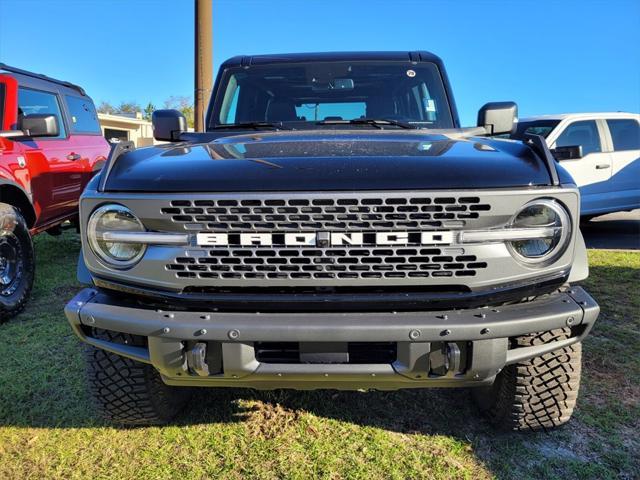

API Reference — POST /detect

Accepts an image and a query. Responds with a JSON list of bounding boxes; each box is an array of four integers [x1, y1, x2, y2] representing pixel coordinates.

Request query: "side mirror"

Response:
[[477, 101, 517, 135], [22, 114, 59, 137], [551, 145, 582, 161], [152, 109, 187, 141]]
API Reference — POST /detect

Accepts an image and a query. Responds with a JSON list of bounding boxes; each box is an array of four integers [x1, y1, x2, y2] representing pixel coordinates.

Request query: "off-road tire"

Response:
[[84, 328, 192, 425], [473, 327, 582, 431], [0, 204, 35, 322]]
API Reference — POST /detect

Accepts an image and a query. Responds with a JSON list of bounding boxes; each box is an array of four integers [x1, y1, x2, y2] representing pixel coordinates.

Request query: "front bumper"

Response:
[[65, 287, 599, 390]]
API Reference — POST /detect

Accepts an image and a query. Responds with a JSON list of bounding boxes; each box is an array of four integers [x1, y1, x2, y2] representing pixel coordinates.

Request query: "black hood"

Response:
[[102, 130, 553, 192]]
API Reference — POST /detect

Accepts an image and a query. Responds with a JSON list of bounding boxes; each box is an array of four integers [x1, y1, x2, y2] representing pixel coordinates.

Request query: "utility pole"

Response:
[[194, 0, 212, 132]]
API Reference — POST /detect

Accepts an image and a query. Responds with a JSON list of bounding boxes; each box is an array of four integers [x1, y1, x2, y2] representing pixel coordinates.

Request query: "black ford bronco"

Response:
[[65, 52, 599, 430]]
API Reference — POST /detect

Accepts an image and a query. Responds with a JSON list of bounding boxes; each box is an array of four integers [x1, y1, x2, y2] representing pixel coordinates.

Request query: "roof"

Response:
[[220, 51, 444, 68], [520, 112, 640, 122], [0, 63, 87, 96]]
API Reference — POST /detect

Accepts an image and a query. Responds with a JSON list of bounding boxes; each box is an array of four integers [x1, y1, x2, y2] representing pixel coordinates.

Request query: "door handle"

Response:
[[595, 164, 610, 170], [66, 153, 81, 161]]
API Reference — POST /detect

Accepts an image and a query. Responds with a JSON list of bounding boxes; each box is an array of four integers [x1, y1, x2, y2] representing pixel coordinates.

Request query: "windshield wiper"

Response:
[[213, 121, 292, 130], [316, 118, 420, 129]]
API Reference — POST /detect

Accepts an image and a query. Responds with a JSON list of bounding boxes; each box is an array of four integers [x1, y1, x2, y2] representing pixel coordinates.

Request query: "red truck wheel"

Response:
[[0, 203, 35, 321]]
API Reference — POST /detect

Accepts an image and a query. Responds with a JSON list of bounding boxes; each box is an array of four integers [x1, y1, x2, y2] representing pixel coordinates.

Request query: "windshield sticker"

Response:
[[406, 69, 416, 77], [425, 99, 436, 112]]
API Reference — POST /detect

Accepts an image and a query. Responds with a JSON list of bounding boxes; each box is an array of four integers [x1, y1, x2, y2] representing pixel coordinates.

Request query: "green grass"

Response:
[[0, 232, 638, 479]]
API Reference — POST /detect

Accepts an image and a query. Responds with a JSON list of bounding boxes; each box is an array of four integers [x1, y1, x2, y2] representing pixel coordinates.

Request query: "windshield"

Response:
[[209, 61, 454, 130], [513, 120, 560, 139]]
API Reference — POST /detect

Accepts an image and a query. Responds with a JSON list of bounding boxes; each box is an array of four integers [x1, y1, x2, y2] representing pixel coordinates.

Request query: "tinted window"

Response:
[[607, 119, 640, 151], [18, 87, 66, 139], [65, 95, 101, 134], [213, 61, 454, 129], [513, 120, 559, 139], [556, 120, 601, 156]]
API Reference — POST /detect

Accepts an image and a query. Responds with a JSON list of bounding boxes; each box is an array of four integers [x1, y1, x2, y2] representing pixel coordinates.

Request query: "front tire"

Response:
[[0, 203, 35, 322], [473, 328, 582, 431], [84, 328, 192, 425]]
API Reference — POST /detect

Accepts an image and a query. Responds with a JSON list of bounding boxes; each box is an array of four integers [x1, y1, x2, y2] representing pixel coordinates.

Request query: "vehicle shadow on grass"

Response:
[[174, 386, 548, 477], [181, 387, 488, 437]]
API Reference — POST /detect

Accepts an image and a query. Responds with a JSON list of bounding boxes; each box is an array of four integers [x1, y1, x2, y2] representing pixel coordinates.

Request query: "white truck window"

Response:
[[556, 120, 601, 156], [606, 119, 640, 151]]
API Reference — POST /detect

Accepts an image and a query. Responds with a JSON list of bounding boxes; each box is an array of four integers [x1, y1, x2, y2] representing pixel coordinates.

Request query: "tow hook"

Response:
[[443, 342, 461, 373], [429, 342, 462, 376], [186, 342, 210, 376]]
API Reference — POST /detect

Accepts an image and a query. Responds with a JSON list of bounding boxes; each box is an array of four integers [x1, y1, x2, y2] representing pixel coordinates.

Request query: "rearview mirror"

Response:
[[477, 101, 517, 135], [22, 114, 59, 137], [311, 78, 355, 92], [551, 145, 583, 161], [152, 109, 187, 141]]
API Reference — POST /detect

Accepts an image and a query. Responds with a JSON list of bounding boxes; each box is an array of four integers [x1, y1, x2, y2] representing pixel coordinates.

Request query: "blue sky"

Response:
[[1, 0, 638, 125]]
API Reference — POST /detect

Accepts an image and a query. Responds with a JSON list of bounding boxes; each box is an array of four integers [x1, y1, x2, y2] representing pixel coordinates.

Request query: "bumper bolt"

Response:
[[566, 316, 575, 326], [409, 329, 421, 340], [440, 329, 451, 337], [480, 328, 490, 335], [162, 327, 171, 334], [438, 314, 449, 320], [475, 313, 487, 319], [197, 328, 207, 336], [228, 329, 240, 340]]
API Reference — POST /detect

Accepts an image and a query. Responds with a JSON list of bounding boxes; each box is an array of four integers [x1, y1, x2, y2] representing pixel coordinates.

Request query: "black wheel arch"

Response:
[[0, 180, 37, 228]]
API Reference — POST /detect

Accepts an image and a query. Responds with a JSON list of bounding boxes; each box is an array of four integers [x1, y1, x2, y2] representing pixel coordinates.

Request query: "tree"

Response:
[[164, 96, 194, 128], [116, 101, 142, 114], [97, 101, 116, 114], [143, 102, 156, 121]]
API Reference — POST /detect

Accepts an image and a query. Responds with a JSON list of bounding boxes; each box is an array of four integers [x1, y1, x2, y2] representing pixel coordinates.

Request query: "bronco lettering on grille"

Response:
[[196, 231, 455, 247]]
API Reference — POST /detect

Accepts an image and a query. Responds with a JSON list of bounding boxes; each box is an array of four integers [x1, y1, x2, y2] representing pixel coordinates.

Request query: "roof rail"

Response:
[[0, 63, 86, 96]]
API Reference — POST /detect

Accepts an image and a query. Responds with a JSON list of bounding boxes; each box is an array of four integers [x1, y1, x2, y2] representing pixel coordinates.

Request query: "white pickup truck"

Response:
[[515, 112, 640, 218]]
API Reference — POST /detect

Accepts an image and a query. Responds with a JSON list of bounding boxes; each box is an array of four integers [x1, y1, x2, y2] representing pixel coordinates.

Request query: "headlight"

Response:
[[507, 199, 571, 266], [87, 204, 146, 268]]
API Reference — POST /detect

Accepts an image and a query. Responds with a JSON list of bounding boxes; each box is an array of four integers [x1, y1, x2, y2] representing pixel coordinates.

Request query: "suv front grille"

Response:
[[83, 188, 579, 290], [161, 194, 491, 282]]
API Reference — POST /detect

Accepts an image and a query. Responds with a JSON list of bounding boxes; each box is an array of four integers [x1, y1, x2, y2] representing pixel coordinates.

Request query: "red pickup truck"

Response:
[[0, 64, 110, 319]]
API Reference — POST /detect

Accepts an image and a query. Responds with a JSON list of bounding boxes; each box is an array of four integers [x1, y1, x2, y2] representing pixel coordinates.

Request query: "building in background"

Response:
[[98, 112, 156, 147]]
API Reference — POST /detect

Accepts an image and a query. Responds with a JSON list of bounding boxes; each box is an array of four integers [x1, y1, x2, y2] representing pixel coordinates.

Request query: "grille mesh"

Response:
[[168, 247, 488, 280], [161, 196, 491, 231]]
